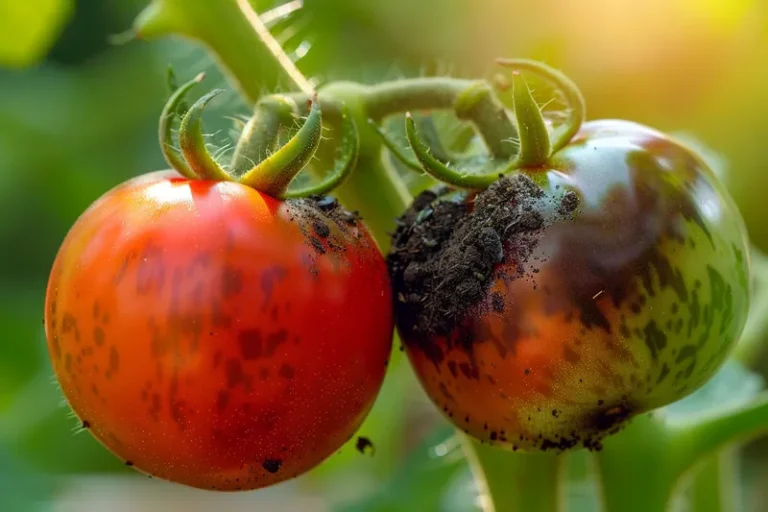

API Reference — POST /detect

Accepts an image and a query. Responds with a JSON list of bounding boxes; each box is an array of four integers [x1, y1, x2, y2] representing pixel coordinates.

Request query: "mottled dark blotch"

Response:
[[279, 364, 295, 380], [222, 267, 244, 298], [109, 346, 120, 374], [238, 329, 263, 360], [92, 325, 106, 348]]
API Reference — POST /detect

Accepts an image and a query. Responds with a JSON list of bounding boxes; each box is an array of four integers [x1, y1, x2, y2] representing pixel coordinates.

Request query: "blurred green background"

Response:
[[2, 0, 768, 510]]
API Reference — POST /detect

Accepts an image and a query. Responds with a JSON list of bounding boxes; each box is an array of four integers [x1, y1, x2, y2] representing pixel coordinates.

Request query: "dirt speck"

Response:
[[262, 458, 282, 473], [355, 436, 375, 456]]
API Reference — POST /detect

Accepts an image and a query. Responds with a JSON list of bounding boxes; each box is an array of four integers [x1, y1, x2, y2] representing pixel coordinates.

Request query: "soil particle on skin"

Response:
[[355, 436, 375, 456], [558, 191, 580, 215], [303, 195, 361, 227], [388, 174, 553, 347], [286, 195, 363, 262]]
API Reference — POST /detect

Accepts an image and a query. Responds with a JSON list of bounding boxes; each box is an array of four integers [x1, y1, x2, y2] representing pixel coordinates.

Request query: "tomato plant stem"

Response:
[[594, 414, 679, 512], [733, 251, 768, 367], [364, 78, 474, 121], [687, 450, 740, 512], [670, 391, 768, 470], [134, 0, 301, 104], [230, 95, 297, 174], [463, 437, 564, 512]]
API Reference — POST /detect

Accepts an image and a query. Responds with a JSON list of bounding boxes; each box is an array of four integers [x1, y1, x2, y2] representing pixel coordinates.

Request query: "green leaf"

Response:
[[662, 360, 765, 424], [0, 447, 58, 512], [0, 289, 48, 411], [0, 0, 74, 68]]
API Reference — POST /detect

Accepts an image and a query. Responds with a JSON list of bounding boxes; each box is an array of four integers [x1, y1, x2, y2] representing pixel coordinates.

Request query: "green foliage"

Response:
[[0, 0, 74, 67]]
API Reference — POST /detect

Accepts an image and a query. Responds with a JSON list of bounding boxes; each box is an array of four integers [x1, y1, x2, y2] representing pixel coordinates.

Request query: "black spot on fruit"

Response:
[[262, 459, 282, 473], [356, 436, 375, 456], [591, 403, 632, 432]]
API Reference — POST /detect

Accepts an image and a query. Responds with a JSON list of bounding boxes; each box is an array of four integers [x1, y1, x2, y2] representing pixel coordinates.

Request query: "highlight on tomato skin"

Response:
[[44, 170, 394, 491], [388, 119, 751, 452]]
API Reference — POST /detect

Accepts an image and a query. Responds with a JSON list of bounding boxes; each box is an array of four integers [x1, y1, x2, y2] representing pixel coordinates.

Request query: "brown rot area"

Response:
[[387, 174, 576, 360]]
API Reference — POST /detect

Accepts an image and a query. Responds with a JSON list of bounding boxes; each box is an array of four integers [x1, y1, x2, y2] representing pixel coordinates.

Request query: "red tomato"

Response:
[[44, 170, 393, 490]]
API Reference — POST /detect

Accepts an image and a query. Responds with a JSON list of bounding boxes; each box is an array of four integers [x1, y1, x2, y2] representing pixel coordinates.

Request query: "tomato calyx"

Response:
[[377, 59, 586, 191], [159, 72, 359, 200]]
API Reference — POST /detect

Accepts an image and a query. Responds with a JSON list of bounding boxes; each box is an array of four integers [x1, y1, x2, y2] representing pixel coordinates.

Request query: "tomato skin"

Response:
[[44, 170, 393, 490], [391, 120, 750, 451]]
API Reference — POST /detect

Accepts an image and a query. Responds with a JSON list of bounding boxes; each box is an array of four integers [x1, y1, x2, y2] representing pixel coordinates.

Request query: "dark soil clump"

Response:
[[300, 195, 361, 228], [285, 195, 364, 261], [387, 174, 552, 350]]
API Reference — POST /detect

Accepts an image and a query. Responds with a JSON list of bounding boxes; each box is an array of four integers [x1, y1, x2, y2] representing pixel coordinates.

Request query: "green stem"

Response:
[[316, 81, 412, 251], [239, 95, 322, 197], [159, 72, 205, 179], [462, 437, 564, 512], [230, 95, 298, 174], [670, 391, 768, 471], [178, 89, 233, 181], [364, 78, 474, 121], [594, 414, 679, 512], [596, 394, 768, 512], [134, 0, 311, 104], [454, 81, 517, 159], [687, 450, 740, 512], [404, 113, 498, 189], [282, 105, 359, 199], [368, 119, 422, 171], [510, 72, 551, 168], [336, 150, 409, 252], [496, 58, 586, 154]]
